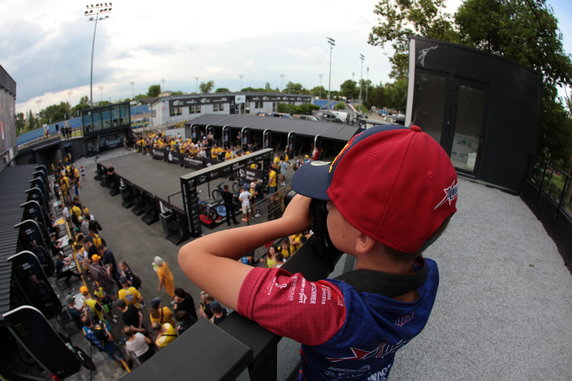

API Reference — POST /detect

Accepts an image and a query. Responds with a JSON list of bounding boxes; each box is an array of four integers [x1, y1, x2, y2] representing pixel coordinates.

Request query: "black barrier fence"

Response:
[[149, 147, 220, 169], [521, 159, 572, 272], [97, 163, 190, 244], [181, 149, 274, 237]]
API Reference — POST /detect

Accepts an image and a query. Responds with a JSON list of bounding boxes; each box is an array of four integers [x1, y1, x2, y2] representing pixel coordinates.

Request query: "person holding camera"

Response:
[[178, 125, 458, 380]]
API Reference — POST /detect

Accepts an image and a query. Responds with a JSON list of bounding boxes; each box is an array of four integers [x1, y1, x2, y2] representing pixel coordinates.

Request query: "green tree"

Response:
[[265, 82, 272, 91], [147, 84, 161, 97], [72, 96, 91, 117], [383, 78, 408, 111], [369, 0, 457, 79], [366, 83, 385, 109], [284, 82, 307, 94], [16, 112, 26, 135], [199, 80, 215, 93], [310, 86, 326, 98], [215, 88, 230, 93], [39, 102, 71, 125], [334, 102, 347, 111], [340, 80, 358, 99]]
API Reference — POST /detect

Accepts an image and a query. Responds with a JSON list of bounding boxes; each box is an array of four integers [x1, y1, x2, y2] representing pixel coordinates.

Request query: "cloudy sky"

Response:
[[1, 0, 571, 114]]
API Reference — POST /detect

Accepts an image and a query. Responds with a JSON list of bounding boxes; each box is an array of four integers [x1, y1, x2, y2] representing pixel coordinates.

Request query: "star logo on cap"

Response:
[[434, 180, 458, 210]]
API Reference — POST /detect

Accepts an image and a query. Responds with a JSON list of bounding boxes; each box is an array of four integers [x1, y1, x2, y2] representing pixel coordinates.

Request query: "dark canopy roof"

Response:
[[187, 114, 359, 142], [0, 165, 36, 324]]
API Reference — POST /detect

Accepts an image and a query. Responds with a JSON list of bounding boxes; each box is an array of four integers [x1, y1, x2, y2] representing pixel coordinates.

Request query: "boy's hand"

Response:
[[280, 194, 312, 233]]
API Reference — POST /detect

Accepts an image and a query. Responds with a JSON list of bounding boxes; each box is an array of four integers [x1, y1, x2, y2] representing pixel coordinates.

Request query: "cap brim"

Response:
[[291, 161, 332, 200]]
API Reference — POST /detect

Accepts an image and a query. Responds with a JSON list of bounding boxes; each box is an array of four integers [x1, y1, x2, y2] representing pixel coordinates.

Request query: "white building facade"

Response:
[[149, 92, 311, 127]]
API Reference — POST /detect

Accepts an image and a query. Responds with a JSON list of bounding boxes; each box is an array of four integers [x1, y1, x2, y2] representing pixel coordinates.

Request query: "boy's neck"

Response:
[[354, 254, 417, 276]]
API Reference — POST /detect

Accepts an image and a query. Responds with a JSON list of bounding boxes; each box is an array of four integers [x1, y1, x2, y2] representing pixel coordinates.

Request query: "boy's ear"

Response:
[[355, 231, 376, 254]]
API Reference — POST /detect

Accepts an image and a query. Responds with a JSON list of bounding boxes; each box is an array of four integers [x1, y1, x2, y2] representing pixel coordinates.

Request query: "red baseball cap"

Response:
[[291, 125, 458, 253]]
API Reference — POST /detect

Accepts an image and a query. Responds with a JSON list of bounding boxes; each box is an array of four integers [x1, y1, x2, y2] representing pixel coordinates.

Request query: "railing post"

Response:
[[248, 344, 277, 381], [539, 160, 548, 194]]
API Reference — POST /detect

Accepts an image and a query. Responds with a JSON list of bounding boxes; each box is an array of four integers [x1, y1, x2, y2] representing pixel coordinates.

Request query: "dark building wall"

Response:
[[408, 37, 541, 192]]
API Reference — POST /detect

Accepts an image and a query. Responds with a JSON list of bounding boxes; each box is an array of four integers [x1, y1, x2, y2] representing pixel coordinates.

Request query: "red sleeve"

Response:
[[238, 267, 346, 346]]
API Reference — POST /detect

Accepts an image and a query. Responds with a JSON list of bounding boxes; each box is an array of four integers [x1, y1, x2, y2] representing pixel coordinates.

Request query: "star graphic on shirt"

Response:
[[326, 347, 376, 362]]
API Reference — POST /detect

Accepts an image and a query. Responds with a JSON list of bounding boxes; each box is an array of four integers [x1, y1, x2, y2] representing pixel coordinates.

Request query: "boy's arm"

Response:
[[178, 195, 311, 311]]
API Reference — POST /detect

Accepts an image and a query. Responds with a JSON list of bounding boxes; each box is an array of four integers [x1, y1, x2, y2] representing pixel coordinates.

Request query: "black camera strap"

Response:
[[335, 264, 427, 298]]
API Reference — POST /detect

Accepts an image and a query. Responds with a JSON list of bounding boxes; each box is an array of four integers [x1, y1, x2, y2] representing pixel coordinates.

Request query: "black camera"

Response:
[[283, 190, 342, 265]]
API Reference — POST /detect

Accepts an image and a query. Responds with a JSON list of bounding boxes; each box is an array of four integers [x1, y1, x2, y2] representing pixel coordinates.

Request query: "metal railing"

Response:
[[522, 158, 572, 273], [527, 159, 572, 218]]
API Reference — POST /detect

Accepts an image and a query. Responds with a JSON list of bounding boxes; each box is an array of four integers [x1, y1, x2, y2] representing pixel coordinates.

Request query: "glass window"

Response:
[[451, 84, 486, 172], [101, 107, 111, 130], [412, 72, 447, 144], [93, 110, 102, 131], [255, 101, 263, 108]]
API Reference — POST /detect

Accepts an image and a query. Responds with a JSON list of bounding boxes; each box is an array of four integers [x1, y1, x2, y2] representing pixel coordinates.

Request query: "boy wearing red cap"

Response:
[[179, 125, 458, 380]]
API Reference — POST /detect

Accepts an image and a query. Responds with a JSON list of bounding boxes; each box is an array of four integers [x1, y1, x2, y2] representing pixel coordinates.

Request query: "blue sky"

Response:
[[0, 0, 570, 114]]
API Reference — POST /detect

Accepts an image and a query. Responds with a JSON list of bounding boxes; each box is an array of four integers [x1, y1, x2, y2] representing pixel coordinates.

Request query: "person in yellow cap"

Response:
[[80, 285, 105, 323]]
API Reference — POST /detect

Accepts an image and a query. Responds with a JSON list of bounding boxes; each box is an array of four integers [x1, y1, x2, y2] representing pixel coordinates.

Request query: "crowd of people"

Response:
[[134, 131, 259, 163], [51, 159, 230, 371]]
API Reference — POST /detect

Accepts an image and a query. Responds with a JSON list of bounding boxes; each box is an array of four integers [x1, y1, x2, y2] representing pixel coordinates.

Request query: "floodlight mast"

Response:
[[359, 54, 365, 105], [85, 3, 112, 107], [327, 37, 335, 107]]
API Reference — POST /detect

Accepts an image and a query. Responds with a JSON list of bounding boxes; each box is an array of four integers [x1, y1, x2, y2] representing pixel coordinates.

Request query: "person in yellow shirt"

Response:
[[153, 322, 177, 349], [268, 166, 277, 194], [80, 285, 105, 323], [280, 240, 295, 259], [118, 277, 144, 309], [149, 297, 175, 327], [153, 256, 175, 297], [71, 204, 82, 219]]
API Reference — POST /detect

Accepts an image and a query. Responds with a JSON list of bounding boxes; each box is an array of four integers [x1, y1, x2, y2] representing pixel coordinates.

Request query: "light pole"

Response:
[[365, 67, 370, 104], [84, 3, 112, 107], [99, 85, 103, 103], [359, 54, 364, 105], [130, 81, 135, 98], [327, 37, 335, 106], [239, 74, 243, 92], [280, 74, 285, 92], [194, 77, 199, 93], [318, 74, 323, 99]]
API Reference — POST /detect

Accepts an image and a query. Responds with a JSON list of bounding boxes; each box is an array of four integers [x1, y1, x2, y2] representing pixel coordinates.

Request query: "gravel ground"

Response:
[[390, 178, 572, 381]]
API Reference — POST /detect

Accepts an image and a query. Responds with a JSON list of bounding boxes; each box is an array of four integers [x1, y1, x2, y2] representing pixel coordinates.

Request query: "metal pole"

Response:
[[327, 37, 335, 108], [328, 45, 332, 104], [89, 12, 99, 107], [365, 67, 369, 104], [319, 74, 323, 99], [358, 54, 364, 105]]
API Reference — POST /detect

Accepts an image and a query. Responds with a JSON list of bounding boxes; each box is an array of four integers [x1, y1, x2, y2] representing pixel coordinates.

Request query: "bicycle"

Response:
[[198, 200, 227, 222], [211, 177, 243, 202]]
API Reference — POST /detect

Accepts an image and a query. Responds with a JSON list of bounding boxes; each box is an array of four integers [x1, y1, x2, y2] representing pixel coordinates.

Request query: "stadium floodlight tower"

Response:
[[327, 37, 335, 107], [84, 3, 112, 107], [359, 54, 365, 104]]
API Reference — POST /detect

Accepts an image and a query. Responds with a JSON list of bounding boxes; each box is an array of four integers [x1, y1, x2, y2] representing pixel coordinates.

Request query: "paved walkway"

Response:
[[67, 148, 571, 380]]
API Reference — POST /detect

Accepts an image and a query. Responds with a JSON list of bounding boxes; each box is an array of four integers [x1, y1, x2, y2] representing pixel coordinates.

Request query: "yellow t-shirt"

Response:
[[156, 323, 177, 348], [118, 287, 142, 309], [84, 298, 104, 322], [268, 170, 277, 187], [149, 306, 175, 327], [71, 205, 82, 218]]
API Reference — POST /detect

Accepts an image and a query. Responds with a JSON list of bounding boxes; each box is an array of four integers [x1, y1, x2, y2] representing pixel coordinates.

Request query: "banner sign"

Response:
[[170, 96, 230, 108], [247, 95, 311, 102], [152, 148, 166, 160]]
